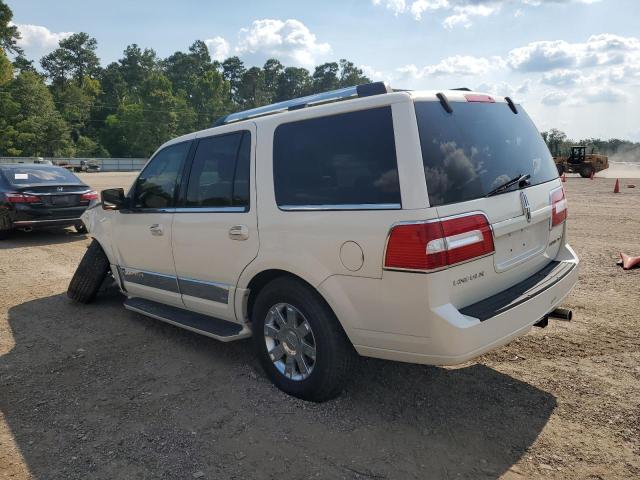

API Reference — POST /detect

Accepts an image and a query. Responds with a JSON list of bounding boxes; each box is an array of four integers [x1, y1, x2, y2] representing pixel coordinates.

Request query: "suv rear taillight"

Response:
[[384, 214, 494, 272], [5, 193, 41, 204], [550, 187, 567, 228]]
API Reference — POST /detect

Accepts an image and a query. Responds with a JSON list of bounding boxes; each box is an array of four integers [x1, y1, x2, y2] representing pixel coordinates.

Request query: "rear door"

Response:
[[171, 126, 259, 322], [414, 98, 562, 305]]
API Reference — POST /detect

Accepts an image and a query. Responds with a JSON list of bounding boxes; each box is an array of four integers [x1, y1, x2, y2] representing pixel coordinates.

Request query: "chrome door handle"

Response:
[[229, 225, 249, 240], [149, 224, 164, 236]]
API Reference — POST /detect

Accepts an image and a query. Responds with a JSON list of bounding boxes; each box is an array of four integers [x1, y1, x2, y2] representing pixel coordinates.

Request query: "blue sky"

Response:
[[8, 0, 640, 141]]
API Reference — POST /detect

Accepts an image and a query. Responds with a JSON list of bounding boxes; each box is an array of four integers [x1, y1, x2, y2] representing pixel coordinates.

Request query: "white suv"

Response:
[[69, 83, 579, 401]]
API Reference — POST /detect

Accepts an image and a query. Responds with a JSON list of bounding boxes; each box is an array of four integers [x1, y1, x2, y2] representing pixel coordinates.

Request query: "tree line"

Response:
[[541, 128, 639, 161], [0, 1, 370, 158], [2, 2, 638, 161]]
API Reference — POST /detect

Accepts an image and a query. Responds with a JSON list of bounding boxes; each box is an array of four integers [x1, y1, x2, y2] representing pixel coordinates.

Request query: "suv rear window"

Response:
[[273, 107, 401, 209], [415, 101, 558, 206]]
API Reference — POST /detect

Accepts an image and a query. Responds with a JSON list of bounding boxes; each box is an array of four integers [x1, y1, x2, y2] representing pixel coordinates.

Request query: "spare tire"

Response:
[[67, 240, 110, 303]]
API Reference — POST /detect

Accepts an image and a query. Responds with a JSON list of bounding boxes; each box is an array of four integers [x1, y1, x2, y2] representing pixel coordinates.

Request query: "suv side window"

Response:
[[185, 131, 250, 210], [133, 141, 191, 209], [273, 106, 401, 209]]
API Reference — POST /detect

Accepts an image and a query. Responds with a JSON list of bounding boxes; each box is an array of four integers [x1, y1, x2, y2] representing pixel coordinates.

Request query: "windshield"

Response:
[[0, 165, 82, 186], [415, 101, 558, 206]]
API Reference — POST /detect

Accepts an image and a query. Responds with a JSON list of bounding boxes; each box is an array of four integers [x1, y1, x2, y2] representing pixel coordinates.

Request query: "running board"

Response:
[[124, 297, 251, 342]]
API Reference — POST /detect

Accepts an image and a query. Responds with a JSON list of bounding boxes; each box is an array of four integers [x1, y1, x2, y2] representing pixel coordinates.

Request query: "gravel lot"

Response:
[[1, 172, 639, 479]]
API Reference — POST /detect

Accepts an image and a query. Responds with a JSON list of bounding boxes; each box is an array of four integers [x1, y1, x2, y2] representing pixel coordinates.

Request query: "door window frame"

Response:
[[124, 140, 195, 214], [175, 129, 252, 213]]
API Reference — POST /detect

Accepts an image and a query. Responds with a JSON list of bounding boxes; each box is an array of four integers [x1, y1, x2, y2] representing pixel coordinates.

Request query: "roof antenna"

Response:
[[436, 92, 453, 114]]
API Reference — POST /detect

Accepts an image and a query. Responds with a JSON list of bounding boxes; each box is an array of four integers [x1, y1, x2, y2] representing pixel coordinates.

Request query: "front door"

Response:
[[112, 140, 191, 307], [172, 127, 259, 322]]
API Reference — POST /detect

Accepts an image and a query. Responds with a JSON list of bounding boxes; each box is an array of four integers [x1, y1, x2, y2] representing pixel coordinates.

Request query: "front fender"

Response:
[[81, 205, 117, 265]]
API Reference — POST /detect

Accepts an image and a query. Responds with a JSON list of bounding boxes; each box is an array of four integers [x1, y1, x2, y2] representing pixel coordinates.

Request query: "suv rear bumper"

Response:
[[319, 243, 579, 365]]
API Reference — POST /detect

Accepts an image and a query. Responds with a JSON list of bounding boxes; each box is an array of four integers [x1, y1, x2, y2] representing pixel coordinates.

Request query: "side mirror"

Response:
[[101, 188, 127, 210]]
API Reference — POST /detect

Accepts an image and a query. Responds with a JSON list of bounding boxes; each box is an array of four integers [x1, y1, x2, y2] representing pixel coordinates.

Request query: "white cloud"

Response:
[[372, 0, 602, 27], [475, 80, 530, 97], [12, 23, 73, 58], [541, 90, 568, 106], [204, 36, 230, 62], [508, 34, 640, 72], [360, 64, 386, 81], [235, 19, 330, 68], [398, 54, 503, 79], [444, 4, 499, 29]]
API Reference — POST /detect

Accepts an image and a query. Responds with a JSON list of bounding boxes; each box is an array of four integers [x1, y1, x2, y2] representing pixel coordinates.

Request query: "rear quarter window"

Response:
[[273, 106, 401, 209]]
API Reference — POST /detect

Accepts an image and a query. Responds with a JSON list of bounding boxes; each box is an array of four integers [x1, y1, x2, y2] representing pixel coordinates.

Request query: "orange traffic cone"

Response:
[[590, 170, 594, 180], [614, 179, 620, 193], [561, 173, 566, 183]]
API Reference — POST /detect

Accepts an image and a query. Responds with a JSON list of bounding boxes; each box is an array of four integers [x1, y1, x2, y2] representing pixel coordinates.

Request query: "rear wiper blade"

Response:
[[486, 173, 531, 197]]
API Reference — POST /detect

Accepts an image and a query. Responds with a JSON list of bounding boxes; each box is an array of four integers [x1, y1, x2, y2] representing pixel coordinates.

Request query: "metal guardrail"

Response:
[[0, 157, 148, 172]]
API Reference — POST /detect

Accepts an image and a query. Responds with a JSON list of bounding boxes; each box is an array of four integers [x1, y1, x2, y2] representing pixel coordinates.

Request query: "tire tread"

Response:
[[67, 240, 110, 303]]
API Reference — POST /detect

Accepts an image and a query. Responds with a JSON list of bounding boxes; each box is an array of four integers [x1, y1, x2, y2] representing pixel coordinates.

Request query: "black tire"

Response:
[[251, 276, 357, 402], [579, 165, 593, 178], [75, 223, 88, 234], [0, 229, 10, 240], [67, 240, 110, 303], [556, 164, 565, 176]]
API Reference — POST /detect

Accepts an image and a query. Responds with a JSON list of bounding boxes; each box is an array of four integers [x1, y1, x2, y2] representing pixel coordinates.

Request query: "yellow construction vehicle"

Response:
[[553, 145, 609, 177]]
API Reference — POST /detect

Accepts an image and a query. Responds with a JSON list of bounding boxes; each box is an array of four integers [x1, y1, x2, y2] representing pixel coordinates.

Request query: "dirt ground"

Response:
[[1, 172, 638, 479]]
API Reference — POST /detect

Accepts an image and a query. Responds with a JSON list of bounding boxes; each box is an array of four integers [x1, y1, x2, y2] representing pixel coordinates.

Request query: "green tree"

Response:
[[312, 62, 339, 93], [222, 56, 246, 103], [4, 71, 71, 156], [275, 66, 311, 102], [12, 54, 37, 75], [237, 66, 267, 108], [263, 58, 284, 103], [0, 0, 22, 54], [338, 59, 371, 87], [41, 32, 100, 87]]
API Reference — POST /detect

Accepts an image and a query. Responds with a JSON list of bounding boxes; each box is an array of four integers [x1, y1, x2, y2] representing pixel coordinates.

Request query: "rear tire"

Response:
[[251, 276, 356, 402], [75, 223, 87, 234], [67, 240, 110, 303], [556, 164, 565, 176], [0, 229, 10, 240]]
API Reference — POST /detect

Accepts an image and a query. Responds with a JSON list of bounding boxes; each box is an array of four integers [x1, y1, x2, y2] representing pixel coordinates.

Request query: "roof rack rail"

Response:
[[212, 81, 392, 127], [450, 87, 471, 91]]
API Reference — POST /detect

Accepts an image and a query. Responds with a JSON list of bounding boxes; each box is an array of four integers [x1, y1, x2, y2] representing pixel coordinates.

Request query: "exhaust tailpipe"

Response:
[[549, 308, 572, 321]]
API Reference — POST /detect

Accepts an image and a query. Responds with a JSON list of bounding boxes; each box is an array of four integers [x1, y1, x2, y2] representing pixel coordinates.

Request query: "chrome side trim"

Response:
[[178, 277, 230, 304], [173, 207, 247, 213], [12, 217, 81, 225], [279, 203, 401, 211], [22, 189, 91, 196], [121, 267, 180, 293]]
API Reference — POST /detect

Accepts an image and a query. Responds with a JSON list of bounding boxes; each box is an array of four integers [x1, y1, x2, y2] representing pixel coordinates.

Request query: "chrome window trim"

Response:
[[173, 206, 247, 213], [279, 203, 401, 212]]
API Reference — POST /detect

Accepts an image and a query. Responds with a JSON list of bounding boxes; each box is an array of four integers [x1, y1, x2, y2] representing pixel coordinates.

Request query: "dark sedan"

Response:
[[0, 164, 98, 239]]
